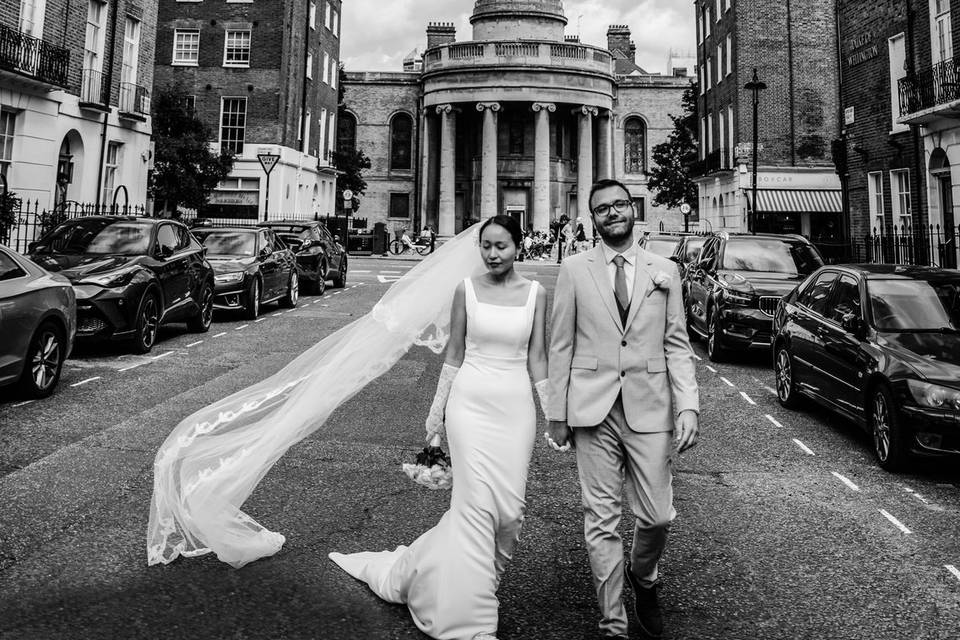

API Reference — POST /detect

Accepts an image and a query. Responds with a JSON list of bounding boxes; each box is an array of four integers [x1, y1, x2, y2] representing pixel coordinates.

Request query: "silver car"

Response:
[[0, 244, 76, 398]]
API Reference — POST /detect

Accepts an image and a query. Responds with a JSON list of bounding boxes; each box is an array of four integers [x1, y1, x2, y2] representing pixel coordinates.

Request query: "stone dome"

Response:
[[470, 0, 568, 42]]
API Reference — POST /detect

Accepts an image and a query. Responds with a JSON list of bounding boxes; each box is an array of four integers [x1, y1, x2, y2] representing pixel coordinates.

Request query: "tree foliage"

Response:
[[332, 64, 371, 212], [0, 188, 19, 245], [149, 85, 234, 216], [647, 83, 699, 212]]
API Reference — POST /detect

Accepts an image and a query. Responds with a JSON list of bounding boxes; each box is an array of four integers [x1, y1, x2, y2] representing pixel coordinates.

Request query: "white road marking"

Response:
[[356, 282, 365, 286], [213, 332, 227, 338], [351, 270, 372, 274], [271, 312, 284, 317], [692, 354, 702, 361], [185, 341, 203, 348], [12, 400, 35, 408], [763, 385, 777, 396], [332, 292, 341, 295], [878, 509, 912, 534], [946, 565, 960, 582], [765, 414, 785, 429], [903, 486, 931, 505], [70, 377, 101, 387], [719, 376, 735, 388], [235, 324, 249, 331], [705, 365, 717, 373], [739, 391, 756, 405], [151, 351, 174, 361], [792, 438, 815, 455], [380, 270, 401, 274], [831, 472, 860, 491], [377, 275, 402, 283], [118, 362, 147, 372], [255, 318, 266, 323]]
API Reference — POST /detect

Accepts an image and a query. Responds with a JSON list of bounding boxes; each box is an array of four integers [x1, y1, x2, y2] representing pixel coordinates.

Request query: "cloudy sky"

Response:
[[341, 0, 695, 75]]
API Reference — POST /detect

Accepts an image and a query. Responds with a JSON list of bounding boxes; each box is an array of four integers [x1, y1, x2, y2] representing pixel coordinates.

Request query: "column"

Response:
[[418, 110, 432, 230], [437, 104, 457, 236], [476, 102, 501, 219], [531, 102, 555, 231], [576, 105, 599, 238], [597, 109, 613, 180]]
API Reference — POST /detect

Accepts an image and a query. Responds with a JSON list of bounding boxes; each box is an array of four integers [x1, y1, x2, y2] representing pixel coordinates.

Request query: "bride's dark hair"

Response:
[[479, 215, 523, 248]]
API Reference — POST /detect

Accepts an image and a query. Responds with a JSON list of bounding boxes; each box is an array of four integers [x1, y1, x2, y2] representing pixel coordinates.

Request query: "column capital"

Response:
[[436, 104, 460, 115], [476, 102, 501, 112], [573, 105, 599, 117], [531, 102, 556, 113]]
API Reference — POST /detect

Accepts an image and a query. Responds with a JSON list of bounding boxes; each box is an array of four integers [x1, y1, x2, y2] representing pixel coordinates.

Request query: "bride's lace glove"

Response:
[[425, 363, 460, 444]]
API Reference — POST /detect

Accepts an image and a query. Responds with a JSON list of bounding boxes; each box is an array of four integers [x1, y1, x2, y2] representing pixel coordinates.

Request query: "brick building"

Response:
[[340, 0, 692, 237], [155, 0, 342, 220], [693, 0, 843, 248], [1, 0, 155, 209]]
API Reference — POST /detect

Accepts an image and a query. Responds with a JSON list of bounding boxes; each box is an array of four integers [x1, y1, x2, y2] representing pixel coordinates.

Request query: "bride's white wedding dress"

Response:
[[329, 277, 539, 640]]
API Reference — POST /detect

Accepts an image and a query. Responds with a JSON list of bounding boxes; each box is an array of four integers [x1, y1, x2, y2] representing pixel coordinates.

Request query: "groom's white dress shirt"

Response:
[[599, 241, 637, 304]]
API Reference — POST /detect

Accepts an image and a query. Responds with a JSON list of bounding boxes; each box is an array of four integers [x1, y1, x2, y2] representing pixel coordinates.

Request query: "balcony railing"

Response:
[[689, 148, 731, 177], [422, 39, 614, 76], [119, 82, 151, 118], [0, 22, 69, 88], [898, 56, 960, 120], [80, 68, 109, 106]]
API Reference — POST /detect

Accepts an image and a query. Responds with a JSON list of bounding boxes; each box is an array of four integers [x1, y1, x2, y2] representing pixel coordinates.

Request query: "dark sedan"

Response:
[[28, 216, 214, 353], [192, 227, 298, 319], [639, 233, 684, 259], [773, 265, 960, 470], [257, 219, 347, 294], [0, 244, 76, 398], [686, 232, 824, 361]]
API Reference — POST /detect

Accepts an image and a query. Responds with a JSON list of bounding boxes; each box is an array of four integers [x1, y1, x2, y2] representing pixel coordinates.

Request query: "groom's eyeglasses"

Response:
[[592, 200, 633, 217]]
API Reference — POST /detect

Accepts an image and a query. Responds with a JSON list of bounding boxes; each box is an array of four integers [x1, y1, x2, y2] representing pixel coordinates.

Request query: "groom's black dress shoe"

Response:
[[624, 561, 663, 640]]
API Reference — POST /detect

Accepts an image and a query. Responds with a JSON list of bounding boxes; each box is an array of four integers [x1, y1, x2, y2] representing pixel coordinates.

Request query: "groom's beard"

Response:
[[596, 218, 633, 245]]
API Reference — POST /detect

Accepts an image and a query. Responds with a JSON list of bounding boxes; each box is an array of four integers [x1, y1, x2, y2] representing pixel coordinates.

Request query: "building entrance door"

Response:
[[938, 175, 957, 268]]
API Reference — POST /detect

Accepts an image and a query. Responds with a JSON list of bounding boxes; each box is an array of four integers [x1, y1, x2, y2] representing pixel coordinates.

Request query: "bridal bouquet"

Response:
[[401, 444, 453, 490]]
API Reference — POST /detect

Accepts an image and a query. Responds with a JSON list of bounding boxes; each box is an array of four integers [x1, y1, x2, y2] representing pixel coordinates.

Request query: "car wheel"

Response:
[[187, 280, 214, 333], [331, 259, 347, 288], [16, 321, 66, 398], [132, 292, 160, 354], [774, 344, 802, 409], [314, 262, 327, 296], [707, 308, 725, 362], [684, 297, 697, 341], [243, 278, 261, 320], [281, 270, 299, 308], [870, 384, 907, 472]]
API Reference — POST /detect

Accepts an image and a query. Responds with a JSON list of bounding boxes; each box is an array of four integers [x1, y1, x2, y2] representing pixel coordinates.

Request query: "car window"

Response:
[[0, 251, 27, 281], [196, 231, 256, 256], [258, 230, 272, 254], [698, 238, 719, 269], [312, 227, 323, 241], [722, 239, 823, 274], [156, 224, 179, 253], [36, 219, 152, 255], [798, 271, 839, 317], [682, 237, 706, 263], [828, 275, 862, 323], [868, 278, 960, 331], [644, 239, 679, 258], [174, 225, 192, 250]]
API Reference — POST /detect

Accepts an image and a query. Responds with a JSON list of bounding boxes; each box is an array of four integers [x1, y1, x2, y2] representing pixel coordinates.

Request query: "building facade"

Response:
[[340, 0, 692, 237], [154, 0, 342, 220], [1, 0, 155, 209], [693, 0, 843, 249]]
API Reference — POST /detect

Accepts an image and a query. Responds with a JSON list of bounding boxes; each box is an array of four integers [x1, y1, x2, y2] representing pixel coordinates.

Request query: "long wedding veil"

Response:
[[147, 222, 486, 569]]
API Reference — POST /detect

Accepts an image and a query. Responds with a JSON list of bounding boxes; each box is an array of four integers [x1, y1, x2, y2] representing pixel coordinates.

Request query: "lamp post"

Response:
[[744, 68, 766, 234]]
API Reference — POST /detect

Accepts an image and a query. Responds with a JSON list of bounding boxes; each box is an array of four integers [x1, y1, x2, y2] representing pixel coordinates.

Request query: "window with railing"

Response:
[[84, 0, 106, 73], [932, 0, 953, 64], [868, 171, 885, 227], [173, 29, 199, 65], [19, 0, 45, 38], [890, 169, 911, 226], [121, 17, 140, 86], [0, 109, 15, 179], [101, 141, 121, 206], [220, 97, 247, 155], [223, 30, 251, 68]]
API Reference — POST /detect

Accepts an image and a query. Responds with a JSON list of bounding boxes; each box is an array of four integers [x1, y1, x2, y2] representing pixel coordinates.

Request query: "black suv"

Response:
[[29, 216, 215, 353], [685, 232, 824, 361], [257, 220, 347, 294]]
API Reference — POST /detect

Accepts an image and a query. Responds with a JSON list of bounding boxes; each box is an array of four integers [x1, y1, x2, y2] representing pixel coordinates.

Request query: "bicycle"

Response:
[[388, 238, 431, 255]]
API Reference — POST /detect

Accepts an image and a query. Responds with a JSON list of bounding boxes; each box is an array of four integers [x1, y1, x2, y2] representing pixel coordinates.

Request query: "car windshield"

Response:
[[644, 239, 679, 257], [279, 232, 309, 246], [867, 278, 960, 331], [36, 219, 152, 255], [722, 239, 823, 275], [682, 238, 706, 263], [196, 231, 256, 256]]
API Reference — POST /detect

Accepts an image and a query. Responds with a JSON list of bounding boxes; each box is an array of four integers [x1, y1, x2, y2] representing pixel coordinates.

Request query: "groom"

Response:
[[547, 178, 699, 640]]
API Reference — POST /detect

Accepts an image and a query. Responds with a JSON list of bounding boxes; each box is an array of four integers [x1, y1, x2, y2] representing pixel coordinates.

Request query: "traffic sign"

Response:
[[342, 189, 353, 201], [679, 203, 691, 215], [257, 153, 280, 175]]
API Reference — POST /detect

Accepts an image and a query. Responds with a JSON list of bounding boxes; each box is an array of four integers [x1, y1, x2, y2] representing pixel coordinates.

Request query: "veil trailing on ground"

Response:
[[147, 222, 487, 569]]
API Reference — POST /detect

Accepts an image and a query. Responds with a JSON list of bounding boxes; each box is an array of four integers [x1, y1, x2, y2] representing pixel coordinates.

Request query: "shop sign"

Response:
[[208, 190, 259, 206]]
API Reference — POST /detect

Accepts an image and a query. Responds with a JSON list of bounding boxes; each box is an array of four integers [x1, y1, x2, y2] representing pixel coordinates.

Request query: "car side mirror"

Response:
[[669, 255, 680, 263], [841, 313, 865, 338], [27, 241, 38, 254]]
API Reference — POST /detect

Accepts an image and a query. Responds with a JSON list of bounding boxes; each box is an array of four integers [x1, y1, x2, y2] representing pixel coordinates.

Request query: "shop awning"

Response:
[[752, 189, 842, 214]]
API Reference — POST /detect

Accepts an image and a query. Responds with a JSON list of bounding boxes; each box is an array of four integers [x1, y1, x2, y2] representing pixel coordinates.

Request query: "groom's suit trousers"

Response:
[[573, 394, 675, 639]]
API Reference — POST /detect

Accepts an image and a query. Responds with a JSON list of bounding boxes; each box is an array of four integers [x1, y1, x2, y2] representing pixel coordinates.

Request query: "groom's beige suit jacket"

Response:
[[548, 245, 699, 432]]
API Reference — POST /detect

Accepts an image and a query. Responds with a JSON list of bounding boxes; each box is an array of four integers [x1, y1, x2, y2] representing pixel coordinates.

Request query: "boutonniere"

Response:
[[647, 271, 672, 297]]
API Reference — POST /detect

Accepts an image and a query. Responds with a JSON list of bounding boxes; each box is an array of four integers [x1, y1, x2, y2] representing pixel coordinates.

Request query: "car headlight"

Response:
[[722, 288, 754, 306], [77, 267, 139, 288], [215, 271, 245, 284], [906, 380, 960, 411]]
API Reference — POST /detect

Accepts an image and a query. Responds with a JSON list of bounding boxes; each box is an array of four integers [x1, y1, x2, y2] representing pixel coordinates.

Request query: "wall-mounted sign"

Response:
[[845, 32, 879, 66], [844, 106, 855, 125]]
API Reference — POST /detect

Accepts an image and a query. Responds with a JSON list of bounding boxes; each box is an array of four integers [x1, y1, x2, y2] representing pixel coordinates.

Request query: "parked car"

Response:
[[772, 265, 960, 471], [0, 244, 76, 398], [28, 216, 214, 353], [257, 219, 347, 294], [671, 234, 709, 319], [686, 232, 824, 361], [192, 226, 299, 319], [638, 233, 684, 259]]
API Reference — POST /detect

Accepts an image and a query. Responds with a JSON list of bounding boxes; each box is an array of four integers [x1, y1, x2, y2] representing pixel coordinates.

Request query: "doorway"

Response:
[[938, 174, 957, 268]]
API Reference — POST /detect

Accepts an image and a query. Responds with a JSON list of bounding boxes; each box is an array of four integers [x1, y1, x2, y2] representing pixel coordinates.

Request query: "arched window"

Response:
[[390, 112, 413, 170], [624, 117, 646, 174], [337, 111, 356, 155]]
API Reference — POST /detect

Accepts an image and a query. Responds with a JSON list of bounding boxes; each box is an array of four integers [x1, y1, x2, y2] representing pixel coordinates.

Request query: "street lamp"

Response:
[[744, 68, 766, 234]]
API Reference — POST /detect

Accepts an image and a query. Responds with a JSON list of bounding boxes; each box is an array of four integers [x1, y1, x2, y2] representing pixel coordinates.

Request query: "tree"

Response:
[[0, 188, 19, 245], [332, 64, 371, 212], [149, 85, 234, 216], [647, 83, 699, 213]]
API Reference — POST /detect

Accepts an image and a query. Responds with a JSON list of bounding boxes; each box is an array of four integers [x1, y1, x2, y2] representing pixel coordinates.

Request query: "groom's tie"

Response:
[[613, 254, 629, 326]]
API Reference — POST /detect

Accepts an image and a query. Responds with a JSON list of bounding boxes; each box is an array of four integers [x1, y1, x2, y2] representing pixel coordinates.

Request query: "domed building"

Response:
[[340, 0, 692, 237]]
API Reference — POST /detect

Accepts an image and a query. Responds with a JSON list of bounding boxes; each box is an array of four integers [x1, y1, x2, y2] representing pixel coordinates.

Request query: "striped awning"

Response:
[[752, 189, 842, 214]]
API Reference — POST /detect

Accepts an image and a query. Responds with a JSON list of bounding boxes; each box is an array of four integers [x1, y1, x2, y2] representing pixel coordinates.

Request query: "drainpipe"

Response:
[[835, 0, 850, 250], [95, 0, 120, 210], [905, 1, 926, 233], [786, 0, 796, 166]]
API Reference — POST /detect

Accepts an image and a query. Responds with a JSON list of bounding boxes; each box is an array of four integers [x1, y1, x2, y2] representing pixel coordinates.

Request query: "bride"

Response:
[[329, 214, 548, 640]]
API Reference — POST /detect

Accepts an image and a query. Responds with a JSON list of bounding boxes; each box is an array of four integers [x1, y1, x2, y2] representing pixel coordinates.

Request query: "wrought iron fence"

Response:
[[119, 82, 151, 116], [850, 224, 960, 269], [898, 56, 960, 116], [1, 200, 147, 254], [0, 23, 69, 88], [80, 68, 109, 105]]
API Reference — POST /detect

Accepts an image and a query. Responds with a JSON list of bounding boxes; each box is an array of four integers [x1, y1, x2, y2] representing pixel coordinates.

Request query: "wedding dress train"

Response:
[[329, 278, 539, 640]]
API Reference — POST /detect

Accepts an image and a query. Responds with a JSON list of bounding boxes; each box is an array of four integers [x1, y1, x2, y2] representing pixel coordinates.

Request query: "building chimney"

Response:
[[606, 24, 633, 61], [426, 22, 456, 49]]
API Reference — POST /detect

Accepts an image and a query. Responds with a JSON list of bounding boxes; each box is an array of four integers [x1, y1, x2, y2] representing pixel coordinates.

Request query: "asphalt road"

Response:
[[0, 256, 958, 640]]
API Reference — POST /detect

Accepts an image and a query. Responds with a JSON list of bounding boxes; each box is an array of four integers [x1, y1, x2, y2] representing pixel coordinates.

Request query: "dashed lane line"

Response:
[[792, 438, 815, 456], [255, 318, 266, 323], [186, 341, 203, 348], [351, 270, 372, 274], [118, 362, 147, 372], [151, 351, 174, 361], [380, 270, 402, 274], [70, 377, 101, 388], [12, 400, 35, 408], [235, 324, 249, 331], [763, 385, 777, 396], [878, 509, 912, 534], [903, 486, 931, 505], [739, 391, 757, 405], [692, 354, 702, 361], [831, 472, 860, 491], [765, 414, 786, 429], [946, 565, 960, 582], [270, 312, 284, 317], [719, 376, 735, 388], [213, 332, 227, 338], [705, 365, 717, 373]]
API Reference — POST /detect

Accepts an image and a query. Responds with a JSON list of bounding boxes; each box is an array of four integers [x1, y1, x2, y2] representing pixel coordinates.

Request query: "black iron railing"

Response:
[[688, 147, 731, 177], [119, 82, 151, 116], [899, 56, 960, 116], [851, 223, 960, 269], [0, 23, 69, 88], [80, 68, 109, 105]]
